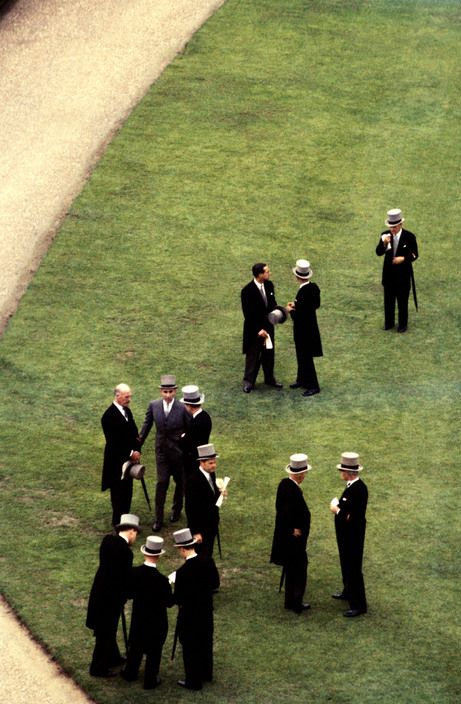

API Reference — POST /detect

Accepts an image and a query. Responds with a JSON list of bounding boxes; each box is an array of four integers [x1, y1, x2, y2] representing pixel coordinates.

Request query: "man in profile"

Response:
[[101, 383, 141, 527]]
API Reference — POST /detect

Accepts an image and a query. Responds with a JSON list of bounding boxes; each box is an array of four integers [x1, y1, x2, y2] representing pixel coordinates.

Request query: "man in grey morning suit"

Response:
[[139, 375, 189, 532]]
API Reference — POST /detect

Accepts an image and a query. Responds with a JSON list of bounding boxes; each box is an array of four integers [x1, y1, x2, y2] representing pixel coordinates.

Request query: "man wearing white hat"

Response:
[[121, 536, 173, 689], [172, 528, 220, 690], [288, 259, 323, 396], [329, 452, 368, 617], [270, 453, 312, 613], [180, 385, 212, 479], [86, 514, 140, 676], [376, 208, 419, 332], [139, 375, 189, 531]]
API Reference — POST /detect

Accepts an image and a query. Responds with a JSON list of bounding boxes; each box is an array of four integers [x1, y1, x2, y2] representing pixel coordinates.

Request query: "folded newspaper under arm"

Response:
[[215, 476, 230, 507]]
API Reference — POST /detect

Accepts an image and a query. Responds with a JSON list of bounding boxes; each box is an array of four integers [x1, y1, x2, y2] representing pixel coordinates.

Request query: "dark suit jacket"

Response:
[[126, 564, 173, 649], [174, 555, 220, 639], [376, 228, 418, 287], [270, 477, 311, 566], [86, 534, 133, 631], [139, 398, 189, 470], [101, 403, 140, 491], [241, 279, 277, 353], [182, 409, 212, 471], [185, 470, 220, 540], [290, 282, 323, 357], [334, 478, 368, 549]]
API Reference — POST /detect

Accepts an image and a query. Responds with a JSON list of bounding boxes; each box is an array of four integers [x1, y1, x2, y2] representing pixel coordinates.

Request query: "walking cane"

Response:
[[411, 268, 418, 311], [279, 566, 286, 593], [121, 606, 129, 656], [140, 476, 152, 511], [171, 619, 179, 661], [216, 527, 222, 559]]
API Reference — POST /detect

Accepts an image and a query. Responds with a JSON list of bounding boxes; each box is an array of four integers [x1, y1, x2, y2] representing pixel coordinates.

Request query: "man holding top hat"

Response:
[[121, 535, 173, 689], [376, 208, 419, 332], [241, 262, 286, 393], [288, 259, 323, 397], [101, 383, 142, 527], [270, 453, 312, 614], [330, 452, 368, 617], [139, 375, 189, 531], [86, 514, 140, 677], [172, 528, 220, 690], [185, 443, 222, 558], [180, 384, 212, 479]]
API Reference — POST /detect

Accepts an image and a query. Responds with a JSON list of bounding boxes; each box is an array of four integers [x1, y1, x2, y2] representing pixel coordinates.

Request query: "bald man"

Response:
[[101, 383, 141, 526]]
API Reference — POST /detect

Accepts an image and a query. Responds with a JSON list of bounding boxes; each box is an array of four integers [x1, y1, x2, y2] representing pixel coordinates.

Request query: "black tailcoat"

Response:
[[185, 470, 220, 557], [376, 228, 418, 329], [241, 279, 278, 385], [86, 533, 133, 675], [101, 403, 140, 525], [334, 478, 368, 612], [123, 563, 173, 687], [270, 477, 311, 610], [174, 555, 220, 689], [182, 409, 212, 477]]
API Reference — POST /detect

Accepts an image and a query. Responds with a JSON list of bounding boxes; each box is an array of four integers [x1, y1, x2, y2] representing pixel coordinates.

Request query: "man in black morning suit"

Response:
[[185, 443, 221, 558], [86, 514, 140, 677], [121, 536, 173, 689], [271, 453, 312, 614], [241, 261, 283, 392], [173, 528, 220, 691], [139, 375, 189, 531], [376, 207, 419, 332], [179, 384, 212, 479], [330, 452, 368, 617], [101, 383, 141, 527]]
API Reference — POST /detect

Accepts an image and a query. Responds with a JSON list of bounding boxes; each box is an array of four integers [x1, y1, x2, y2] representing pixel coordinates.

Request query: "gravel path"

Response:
[[0, 0, 224, 699]]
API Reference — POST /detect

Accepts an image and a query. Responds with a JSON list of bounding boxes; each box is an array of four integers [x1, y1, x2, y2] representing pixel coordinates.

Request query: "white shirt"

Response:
[[113, 400, 128, 419]]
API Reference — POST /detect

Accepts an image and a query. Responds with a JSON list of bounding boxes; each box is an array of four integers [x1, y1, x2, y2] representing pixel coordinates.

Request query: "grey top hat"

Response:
[[292, 259, 313, 280], [122, 461, 146, 480], [336, 451, 363, 472], [141, 535, 165, 556], [116, 513, 140, 531], [159, 374, 177, 389], [180, 384, 205, 406], [285, 453, 312, 474], [385, 208, 404, 228], [197, 443, 219, 461], [267, 306, 288, 325], [173, 528, 196, 547]]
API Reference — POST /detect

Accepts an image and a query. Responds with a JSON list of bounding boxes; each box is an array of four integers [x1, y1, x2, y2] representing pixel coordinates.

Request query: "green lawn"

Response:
[[1, 1, 460, 702]]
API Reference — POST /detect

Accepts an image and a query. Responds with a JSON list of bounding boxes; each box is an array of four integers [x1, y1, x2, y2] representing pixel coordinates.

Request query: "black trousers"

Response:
[[295, 347, 319, 390], [243, 340, 275, 386], [284, 551, 308, 611], [110, 478, 133, 527], [123, 640, 164, 688], [89, 621, 122, 675], [180, 629, 213, 690], [383, 281, 411, 329], [336, 532, 367, 613], [155, 462, 184, 523]]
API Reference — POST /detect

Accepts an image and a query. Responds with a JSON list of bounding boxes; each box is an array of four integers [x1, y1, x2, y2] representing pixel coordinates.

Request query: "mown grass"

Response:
[[1, 1, 460, 702]]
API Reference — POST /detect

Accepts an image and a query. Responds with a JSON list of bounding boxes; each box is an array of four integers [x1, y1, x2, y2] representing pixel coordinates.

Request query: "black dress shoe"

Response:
[[144, 676, 161, 689], [397, 326, 407, 333], [90, 669, 118, 678], [243, 383, 253, 393], [343, 609, 365, 617], [332, 592, 348, 600], [120, 670, 137, 682], [289, 382, 303, 389], [170, 511, 181, 522], [383, 325, 394, 330], [302, 388, 320, 397], [177, 680, 202, 690], [266, 380, 283, 388], [152, 521, 162, 532]]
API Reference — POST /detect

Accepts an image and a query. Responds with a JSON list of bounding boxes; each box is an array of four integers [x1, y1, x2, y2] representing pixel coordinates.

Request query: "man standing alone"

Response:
[[330, 452, 368, 617], [376, 208, 418, 332], [241, 262, 283, 393], [139, 375, 189, 531], [101, 384, 141, 527]]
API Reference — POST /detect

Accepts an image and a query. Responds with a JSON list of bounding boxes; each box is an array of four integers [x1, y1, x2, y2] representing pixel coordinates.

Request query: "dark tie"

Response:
[[260, 284, 267, 306]]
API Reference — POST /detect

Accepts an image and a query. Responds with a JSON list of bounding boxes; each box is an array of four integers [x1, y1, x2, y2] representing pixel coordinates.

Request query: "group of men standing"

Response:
[[271, 451, 368, 619], [86, 516, 219, 691]]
